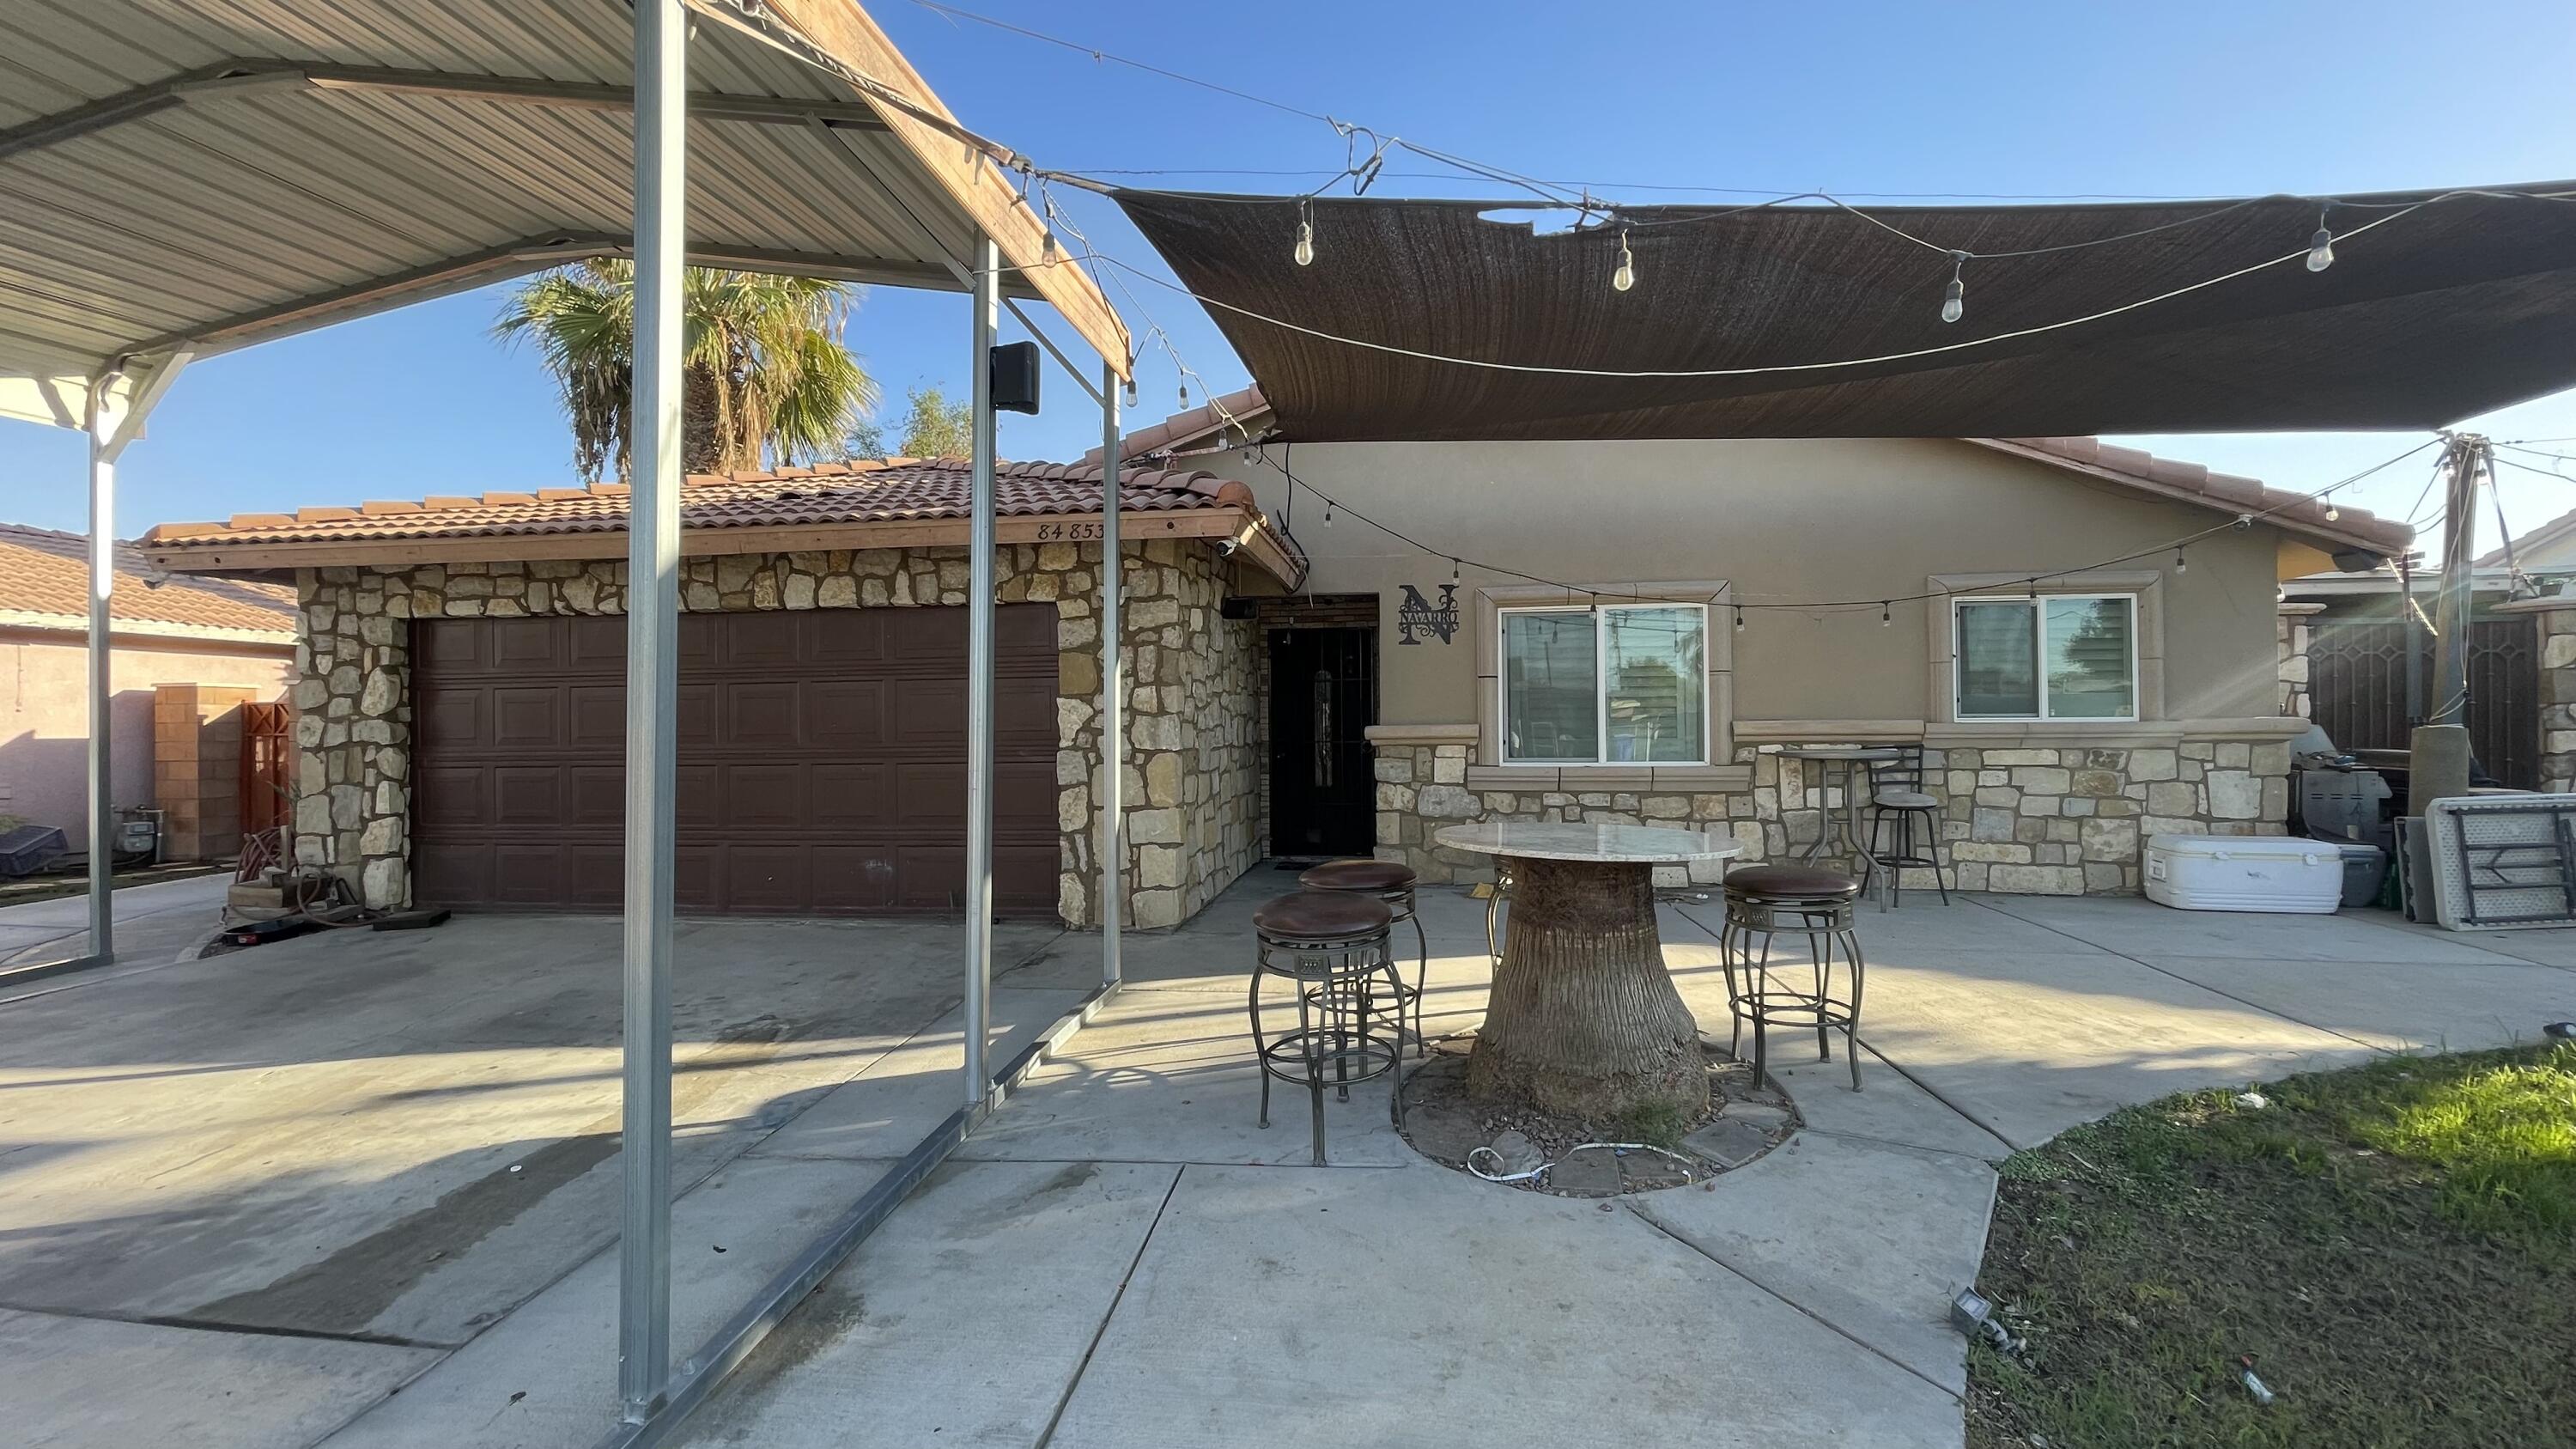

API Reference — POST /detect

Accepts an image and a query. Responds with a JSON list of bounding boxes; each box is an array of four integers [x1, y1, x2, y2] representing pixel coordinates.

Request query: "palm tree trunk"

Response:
[[682, 363, 726, 474], [1464, 856, 1710, 1120]]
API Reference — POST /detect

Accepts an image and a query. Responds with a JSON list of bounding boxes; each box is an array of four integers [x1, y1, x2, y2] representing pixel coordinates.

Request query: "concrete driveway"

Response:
[[0, 869, 232, 971], [0, 907, 1083, 1449]]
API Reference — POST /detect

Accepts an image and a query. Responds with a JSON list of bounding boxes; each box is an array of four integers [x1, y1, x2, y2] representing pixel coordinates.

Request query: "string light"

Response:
[[1451, 557, 1462, 581], [1941, 252, 1966, 324], [2174, 547, 2188, 573], [1735, 604, 1746, 631], [1611, 228, 1636, 293], [1293, 198, 1315, 267], [2306, 209, 2336, 272], [1880, 600, 1892, 626], [2324, 498, 2341, 521]]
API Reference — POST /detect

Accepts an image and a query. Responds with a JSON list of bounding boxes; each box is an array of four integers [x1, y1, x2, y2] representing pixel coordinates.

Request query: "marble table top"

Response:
[[1774, 745, 1905, 762], [1433, 821, 1745, 864]]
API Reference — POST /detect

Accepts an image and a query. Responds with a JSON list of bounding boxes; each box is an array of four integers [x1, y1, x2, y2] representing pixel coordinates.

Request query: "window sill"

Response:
[[1466, 764, 1753, 793]]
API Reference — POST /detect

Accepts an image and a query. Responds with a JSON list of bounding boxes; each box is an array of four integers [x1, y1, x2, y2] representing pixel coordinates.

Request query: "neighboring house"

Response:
[[0, 523, 296, 858], [142, 413, 2410, 925], [2281, 505, 2576, 788]]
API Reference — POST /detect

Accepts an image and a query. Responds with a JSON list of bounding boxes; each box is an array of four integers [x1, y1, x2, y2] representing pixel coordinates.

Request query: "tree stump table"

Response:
[[1435, 822, 1741, 1121]]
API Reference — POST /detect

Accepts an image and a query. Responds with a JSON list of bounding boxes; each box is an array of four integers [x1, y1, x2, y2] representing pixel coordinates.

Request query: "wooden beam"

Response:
[[708, 0, 1133, 374]]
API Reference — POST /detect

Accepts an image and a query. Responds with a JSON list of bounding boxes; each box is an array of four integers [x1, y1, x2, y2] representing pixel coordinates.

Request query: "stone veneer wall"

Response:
[[2277, 602, 2324, 721], [1374, 734, 2293, 895], [292, 539, 1261, 922], [2504, 596, 2576, 794]]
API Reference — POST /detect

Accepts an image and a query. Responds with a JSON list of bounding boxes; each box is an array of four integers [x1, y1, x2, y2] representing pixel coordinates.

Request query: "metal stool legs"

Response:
[[1864, 806, 1952, 907], [1719, 894, 1868, 1091], [1249, 919, 1405, 1165]]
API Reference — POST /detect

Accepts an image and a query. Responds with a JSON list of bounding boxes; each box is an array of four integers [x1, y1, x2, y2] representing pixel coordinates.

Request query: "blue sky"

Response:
[[6, 0, 2573, 552]]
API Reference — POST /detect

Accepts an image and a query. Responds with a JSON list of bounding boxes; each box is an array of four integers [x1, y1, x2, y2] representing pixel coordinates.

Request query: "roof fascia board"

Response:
[[1965, 437, 2404, 557]]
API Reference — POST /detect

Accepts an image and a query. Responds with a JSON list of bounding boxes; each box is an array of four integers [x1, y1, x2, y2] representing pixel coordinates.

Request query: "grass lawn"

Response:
[[1966, 1042, 2576, 1449]]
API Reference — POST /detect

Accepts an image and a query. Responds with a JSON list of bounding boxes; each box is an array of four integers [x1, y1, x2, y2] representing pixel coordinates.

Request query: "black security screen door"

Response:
[[1270, 627, 1378, 858]]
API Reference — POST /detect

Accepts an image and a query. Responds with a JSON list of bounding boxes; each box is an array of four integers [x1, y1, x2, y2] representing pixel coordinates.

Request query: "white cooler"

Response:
[[2143, 833, 2343, 914]]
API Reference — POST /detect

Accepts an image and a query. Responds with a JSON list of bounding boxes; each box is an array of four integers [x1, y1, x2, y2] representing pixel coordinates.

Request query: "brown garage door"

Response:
[[411, 607, 1058, 915]]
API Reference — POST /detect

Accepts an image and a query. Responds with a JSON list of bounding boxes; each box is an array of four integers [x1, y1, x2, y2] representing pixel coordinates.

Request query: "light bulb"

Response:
[[1322, 504, 1334, 527], [1450, 557, 1461, 582], [1179, 382, 1189, 408], [1735, 605, 1746, 632], [1941, 252, 1966, 324], [2325, 501, 2341, 522], [1294, 220, 1315, 268], [1612, 228, 1635, 293], [2175, 549, 2188, 574], [2306, 224, 2334, 273], [1881, 601, 1892, 627]]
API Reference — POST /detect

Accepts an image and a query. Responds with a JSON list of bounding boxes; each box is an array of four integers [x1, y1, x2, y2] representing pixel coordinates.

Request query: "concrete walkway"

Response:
[[664, 874, 2576, 1449], [0, 869, 231, 971]]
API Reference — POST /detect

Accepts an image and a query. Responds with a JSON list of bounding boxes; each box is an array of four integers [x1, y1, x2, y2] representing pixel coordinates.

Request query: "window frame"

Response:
[[1498, 601, 1712, 765], [1950, 591, 2141, 723]]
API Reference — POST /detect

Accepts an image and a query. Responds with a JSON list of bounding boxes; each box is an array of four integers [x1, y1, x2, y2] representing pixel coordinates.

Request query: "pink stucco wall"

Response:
[[0, 627, 294, 854]]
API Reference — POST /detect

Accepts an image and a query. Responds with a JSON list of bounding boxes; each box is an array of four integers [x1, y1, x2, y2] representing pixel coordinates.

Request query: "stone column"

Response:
[[293, 567, 411, 909], [2497, 594, 2576, 793], [2277, 601, 2324, 721]]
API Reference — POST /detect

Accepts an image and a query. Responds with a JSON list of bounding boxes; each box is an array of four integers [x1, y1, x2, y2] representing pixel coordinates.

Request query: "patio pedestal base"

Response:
[[1464, 855, 1709, 1121]]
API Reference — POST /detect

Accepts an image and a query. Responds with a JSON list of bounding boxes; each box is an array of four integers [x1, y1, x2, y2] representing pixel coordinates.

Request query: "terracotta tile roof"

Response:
[[0, 523, 295, 640], [143, 457, 1261, 551]]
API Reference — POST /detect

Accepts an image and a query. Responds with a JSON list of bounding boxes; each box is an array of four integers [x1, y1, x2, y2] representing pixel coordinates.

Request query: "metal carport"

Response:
[[0, 1, 1136, 1440]]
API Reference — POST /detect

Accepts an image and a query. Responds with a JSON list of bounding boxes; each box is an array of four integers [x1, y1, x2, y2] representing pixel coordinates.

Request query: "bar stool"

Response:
[[1249, 891, 1406, 1165], [1861, 744, 1951, 907], [1297, 859, 1431, 1056], [1716, 864, 1868, 1091]]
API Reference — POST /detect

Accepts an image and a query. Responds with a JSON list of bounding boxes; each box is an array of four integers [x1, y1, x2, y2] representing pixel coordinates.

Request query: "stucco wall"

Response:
[[292, 541, 1261, 922], [1236, 437, 2285, 726], [0, 627, 292, 852], [1237, 437, 2300, 894]]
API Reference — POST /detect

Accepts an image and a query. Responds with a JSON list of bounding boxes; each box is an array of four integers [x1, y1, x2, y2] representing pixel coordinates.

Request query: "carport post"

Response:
[[1099, 364, 1123, 987], [617, 0, 683, 1420], [963, 233, 1000, 1111], [82, 384, 117, 963]]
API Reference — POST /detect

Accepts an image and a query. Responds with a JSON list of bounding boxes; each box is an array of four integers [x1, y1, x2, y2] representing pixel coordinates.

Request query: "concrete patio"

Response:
[[4, 869, 2572, 1448]]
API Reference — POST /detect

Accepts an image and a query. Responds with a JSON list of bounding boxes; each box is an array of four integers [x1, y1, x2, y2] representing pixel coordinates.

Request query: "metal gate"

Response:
[[239, 699, 294, 848], [2306, 616, 2540, 788]]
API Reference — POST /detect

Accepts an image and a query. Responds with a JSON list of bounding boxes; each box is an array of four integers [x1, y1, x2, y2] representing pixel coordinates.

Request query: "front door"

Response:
[[1268, 626, 1378, 859]]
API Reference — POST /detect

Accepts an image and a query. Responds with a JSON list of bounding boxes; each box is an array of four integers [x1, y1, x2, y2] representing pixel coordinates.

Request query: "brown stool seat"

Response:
[[1253, 890, 1394, 940], [1724, 864, 1863, 900], [1297, 859, 1419, 893]]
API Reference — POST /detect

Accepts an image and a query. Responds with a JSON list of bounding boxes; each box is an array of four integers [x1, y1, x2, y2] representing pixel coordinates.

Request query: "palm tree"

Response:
[[495, 260, 879, 480]]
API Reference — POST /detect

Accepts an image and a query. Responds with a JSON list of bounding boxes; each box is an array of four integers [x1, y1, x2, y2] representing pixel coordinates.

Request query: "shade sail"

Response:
[[0, 0, 1128, 429], [1115, 186, 2576, 440]]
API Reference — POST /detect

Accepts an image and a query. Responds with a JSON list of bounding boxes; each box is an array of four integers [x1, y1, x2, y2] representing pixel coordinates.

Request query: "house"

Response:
[[1, 523, 296, 860], [140, 414, 2409, 923]]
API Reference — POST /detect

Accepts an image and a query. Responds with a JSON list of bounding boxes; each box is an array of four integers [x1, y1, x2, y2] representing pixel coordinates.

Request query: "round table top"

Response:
[[1433, 821, 1745, 864], [1774, 745, 1905, 762]]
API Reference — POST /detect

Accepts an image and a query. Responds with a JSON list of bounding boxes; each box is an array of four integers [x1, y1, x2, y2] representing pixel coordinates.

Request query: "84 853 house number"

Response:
[[1032, 521, 1106, 542]]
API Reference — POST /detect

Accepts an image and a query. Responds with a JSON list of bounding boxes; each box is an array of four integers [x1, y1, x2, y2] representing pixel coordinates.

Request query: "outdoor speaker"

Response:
[[991, 340, 1040, 414]]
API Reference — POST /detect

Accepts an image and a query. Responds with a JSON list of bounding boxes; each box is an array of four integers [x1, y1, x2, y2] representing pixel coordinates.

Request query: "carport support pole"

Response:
[[617, 0, 683, 1420], [964, 233, 1000, 1111], [82, 384, 116, 963], [1099, 363, 1123, 988]]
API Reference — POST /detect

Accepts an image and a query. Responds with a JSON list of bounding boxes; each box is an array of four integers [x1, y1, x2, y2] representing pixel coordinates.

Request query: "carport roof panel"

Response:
[[0, 0, 1128, 407]]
